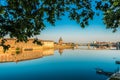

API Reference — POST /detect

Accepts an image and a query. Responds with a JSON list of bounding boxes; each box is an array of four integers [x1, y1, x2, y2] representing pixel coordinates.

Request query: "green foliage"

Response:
[[0, 39, 10, 52], [0, 0, 94, 49], [33, 38, 42, 45], [0, 0, 120, 50], [96, 0, 120, 32], [0, 0, 94, 39]]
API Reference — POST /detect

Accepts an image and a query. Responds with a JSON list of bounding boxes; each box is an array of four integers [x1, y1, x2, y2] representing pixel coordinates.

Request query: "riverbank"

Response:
[[54, 45, 75, 50]]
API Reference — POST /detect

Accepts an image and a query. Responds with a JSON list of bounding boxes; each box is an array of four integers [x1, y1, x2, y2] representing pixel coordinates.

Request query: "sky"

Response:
[[0, 0, 120, 43], [37, 1, 120, 43], [38, 13, 120, 43]]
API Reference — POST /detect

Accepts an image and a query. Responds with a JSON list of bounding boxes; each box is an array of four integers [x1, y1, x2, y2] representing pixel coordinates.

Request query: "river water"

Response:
[[0, 49, 120, 80]]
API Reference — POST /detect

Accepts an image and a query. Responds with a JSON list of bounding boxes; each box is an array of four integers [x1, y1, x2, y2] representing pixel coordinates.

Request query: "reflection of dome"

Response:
[[59, 48, 63, 55]]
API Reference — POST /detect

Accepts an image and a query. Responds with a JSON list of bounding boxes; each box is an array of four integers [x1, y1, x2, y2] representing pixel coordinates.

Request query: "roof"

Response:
[[1, 38, 54, 42], [40, 40, 54, 42]]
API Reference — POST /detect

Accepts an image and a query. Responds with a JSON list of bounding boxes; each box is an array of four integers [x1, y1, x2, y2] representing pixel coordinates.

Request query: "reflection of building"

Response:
[[0, 49, 54, 63], [42, 49, 54, 56], [59, 48, 64, 55], [59, 37, 63, 45]]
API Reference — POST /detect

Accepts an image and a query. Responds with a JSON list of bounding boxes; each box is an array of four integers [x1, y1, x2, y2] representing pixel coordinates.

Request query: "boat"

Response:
[[96, 68, 103, 73], [115, 61, 120, 64], [95, 68, 113, 76]]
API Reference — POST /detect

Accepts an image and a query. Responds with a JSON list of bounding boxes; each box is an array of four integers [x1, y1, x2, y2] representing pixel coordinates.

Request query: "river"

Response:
[[0, 49, 120, 80]]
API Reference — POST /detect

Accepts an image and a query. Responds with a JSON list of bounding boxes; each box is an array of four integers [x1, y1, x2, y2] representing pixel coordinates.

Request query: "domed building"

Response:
[[59, 37, 63, 45]]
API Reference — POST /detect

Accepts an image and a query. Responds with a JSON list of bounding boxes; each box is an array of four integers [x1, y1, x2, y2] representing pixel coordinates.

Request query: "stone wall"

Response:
[[0, 38, 54, 53]]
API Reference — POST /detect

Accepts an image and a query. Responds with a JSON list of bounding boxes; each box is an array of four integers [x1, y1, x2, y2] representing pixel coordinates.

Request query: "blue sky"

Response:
[[37, 1, 120, 43], [38, 14, 120, 43], [0, 0, 120, 43]]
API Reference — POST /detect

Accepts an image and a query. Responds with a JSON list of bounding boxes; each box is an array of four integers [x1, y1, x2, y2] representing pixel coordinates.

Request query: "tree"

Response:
[[96, 0, 120, 32], [0, 0, 94, 50], [0, 0, 120, 50]]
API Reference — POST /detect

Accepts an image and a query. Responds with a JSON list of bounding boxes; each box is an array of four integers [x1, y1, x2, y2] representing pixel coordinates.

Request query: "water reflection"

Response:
[[93, 46, 116, 50], [58, 48, 64, 55], [78, 46, 116, 50], [0, 49, 54, 63], [0, 49, 120, 80]]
